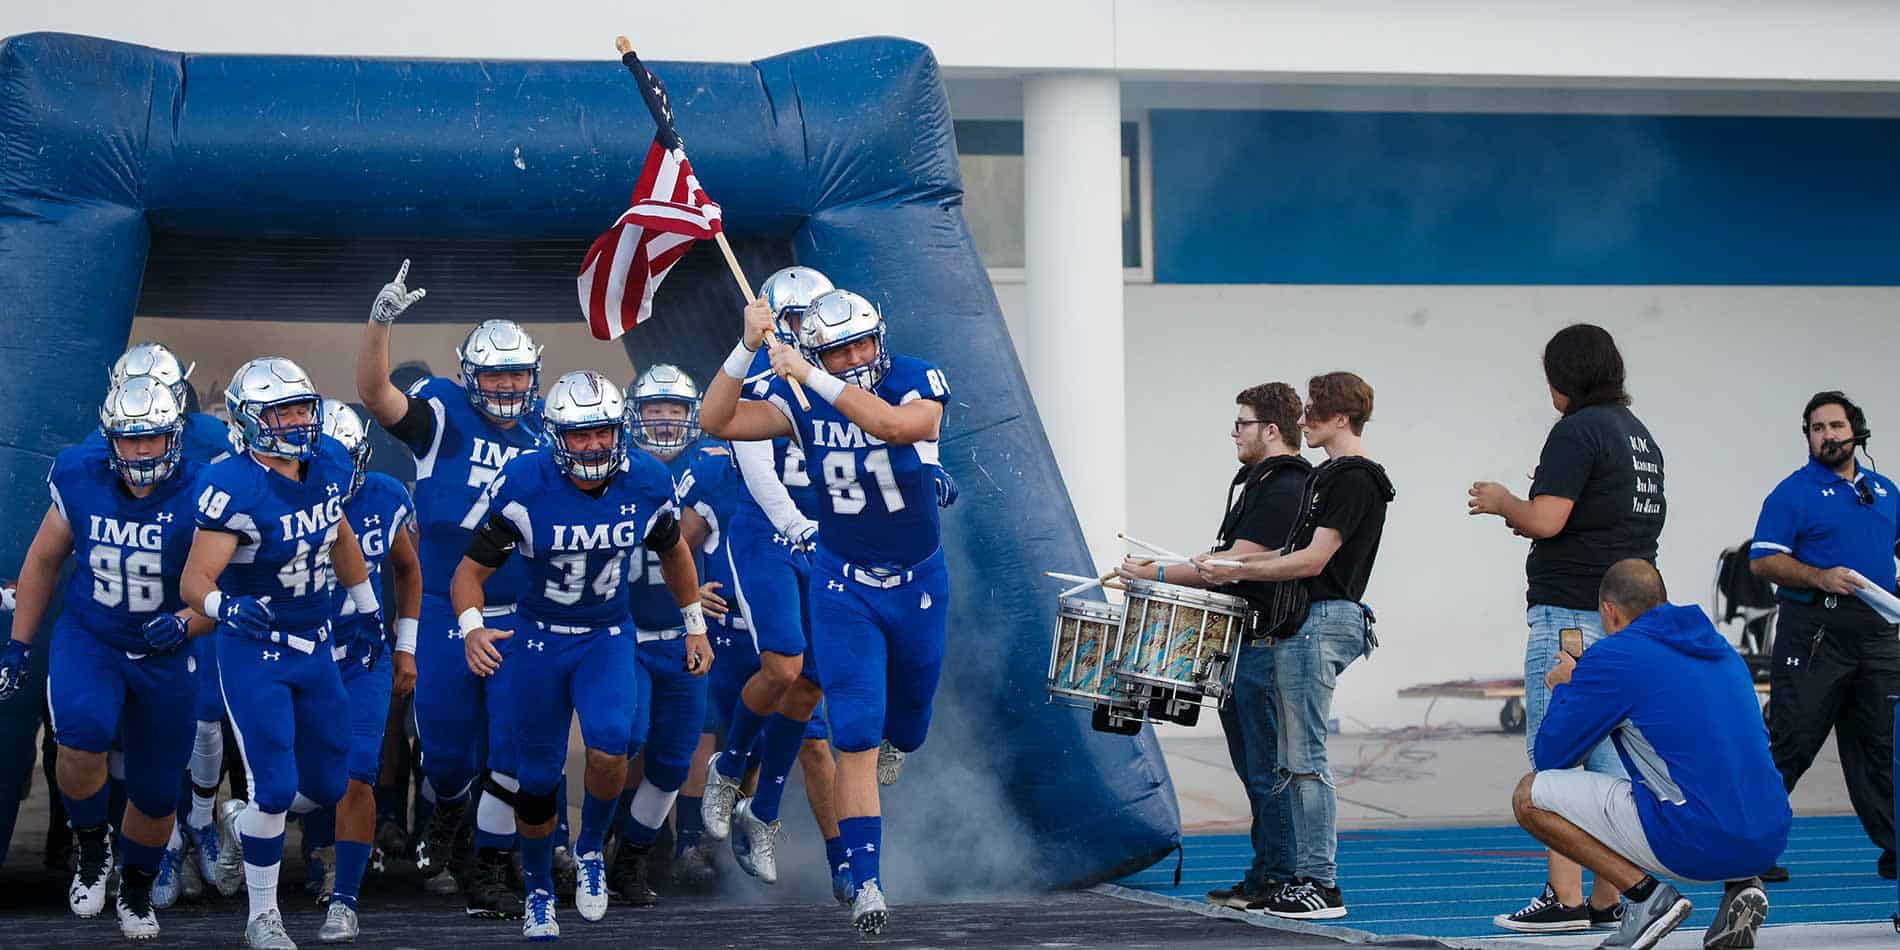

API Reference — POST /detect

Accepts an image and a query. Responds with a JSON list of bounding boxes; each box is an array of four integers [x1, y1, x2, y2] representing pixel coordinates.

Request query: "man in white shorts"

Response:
[[1515, 559, 1791, 950]]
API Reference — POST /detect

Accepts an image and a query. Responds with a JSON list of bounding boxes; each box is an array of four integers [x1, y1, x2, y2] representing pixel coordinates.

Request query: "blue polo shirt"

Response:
[[1750, 460, 1900, 593]]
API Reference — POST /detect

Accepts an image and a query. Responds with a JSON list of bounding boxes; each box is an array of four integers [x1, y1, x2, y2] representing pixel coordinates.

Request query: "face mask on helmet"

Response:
[[543, 371, 628, 481], [226, 358, 324, 461], [630, 398, 699, 459], [798, 290, 891, 391], [459, 321, 543, 421], [100, 376, 184, 488]]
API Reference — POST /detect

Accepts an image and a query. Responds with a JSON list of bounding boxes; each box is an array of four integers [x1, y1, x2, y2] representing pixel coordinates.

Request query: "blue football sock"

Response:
[[521, 832, 553, 895], [62, 784, 110, 830], [749, 714, 808, 824], [120, 834, 165, 874], [839, 816, 881, 890], [576, 792, 615, 856], [676, 796, 704, 852], [332, 840, 372, 907], [719, 701, 770, 778]]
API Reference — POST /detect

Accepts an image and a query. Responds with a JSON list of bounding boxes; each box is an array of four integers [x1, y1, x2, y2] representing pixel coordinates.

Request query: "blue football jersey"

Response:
[[737, 349, 822, 524], [331, 472, 414, 649], [761, 354, 948, 567], [49, 445, 206, 652], [625, 439, 735, 631], [195, 437, 357, 634], [397, 376, 545, 603], [486, 450, 678, 629], [82, 411, 232, 465]]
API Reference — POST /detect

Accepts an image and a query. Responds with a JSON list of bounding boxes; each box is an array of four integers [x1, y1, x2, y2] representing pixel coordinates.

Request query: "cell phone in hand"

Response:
[[1560, 627, 1583, 658]]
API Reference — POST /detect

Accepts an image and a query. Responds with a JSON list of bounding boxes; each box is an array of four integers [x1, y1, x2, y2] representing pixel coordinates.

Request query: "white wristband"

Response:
[[394, 617, 418, 654], [457, 607, 485, 637], [347, 580, 379, 615], [681, 602, 707, 637], [722, 339, 758, 379], [202, 590, 224, 619], [804, 368, 847, 404]]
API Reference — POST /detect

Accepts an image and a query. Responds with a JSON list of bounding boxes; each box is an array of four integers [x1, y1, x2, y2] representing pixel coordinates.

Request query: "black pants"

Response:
[[1769, 599, 1900, 853]]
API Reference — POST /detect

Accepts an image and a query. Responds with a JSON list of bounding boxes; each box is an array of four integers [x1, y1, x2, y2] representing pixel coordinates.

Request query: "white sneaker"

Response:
[[877, 741, 906, 786], [523, 888, 560, 941], [151, 843, 185, 909], [215, 800, 249, 898], [185, 817, 222, 888], [700, 753, 741, 842], [574, 851, 608, 922], [245, 908, 298, 949], [68, 831, 112, 917], [851, 880, 888, 935], [730, 799, 780, 884], [116, 887, 160, 940], [318, 901, 359, 943]]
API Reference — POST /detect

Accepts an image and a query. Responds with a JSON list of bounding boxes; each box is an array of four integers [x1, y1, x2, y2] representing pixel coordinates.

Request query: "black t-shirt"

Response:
[[1212, 455, 1312, 612], [1525, 403, 1666, 610], [1299, 458, 1394, 603]]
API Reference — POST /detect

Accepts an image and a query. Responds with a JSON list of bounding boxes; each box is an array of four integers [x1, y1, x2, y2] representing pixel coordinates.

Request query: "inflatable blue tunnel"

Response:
[[0, 31, 1179, 887]]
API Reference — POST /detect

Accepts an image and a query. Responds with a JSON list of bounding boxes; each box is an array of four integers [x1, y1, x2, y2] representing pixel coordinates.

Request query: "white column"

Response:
[[1023, 73, 1124, 569]]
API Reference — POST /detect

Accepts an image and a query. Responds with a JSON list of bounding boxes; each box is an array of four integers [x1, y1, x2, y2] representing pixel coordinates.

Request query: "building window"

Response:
[[953, 119, 1145, 275]]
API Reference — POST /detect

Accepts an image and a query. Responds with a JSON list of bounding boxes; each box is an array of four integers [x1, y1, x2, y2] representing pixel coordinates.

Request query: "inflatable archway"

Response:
[[0, 31, 1178, 887]]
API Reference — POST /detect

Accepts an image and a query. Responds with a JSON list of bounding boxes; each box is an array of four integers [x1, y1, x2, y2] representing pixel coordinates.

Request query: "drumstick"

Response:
[[1118, 532, 1187, 562], [1044, 571, 1099, 585], [1055, 569, 1124, 598]]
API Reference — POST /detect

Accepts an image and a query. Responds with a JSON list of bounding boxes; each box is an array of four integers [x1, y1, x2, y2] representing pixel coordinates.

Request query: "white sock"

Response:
[[238, 806, 286, 920], [630, 781, 677, 832], [190, 791, 217, 829], [478, 774, 519, 838]]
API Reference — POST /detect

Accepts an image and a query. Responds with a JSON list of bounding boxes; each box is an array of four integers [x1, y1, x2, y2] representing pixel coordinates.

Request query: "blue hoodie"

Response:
[[1535, 603, 1791, 882]]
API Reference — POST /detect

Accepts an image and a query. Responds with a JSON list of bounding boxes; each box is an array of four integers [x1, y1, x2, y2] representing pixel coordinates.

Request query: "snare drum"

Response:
[[1115, 579, 1249, 701], [1047, 595, 1129, 706]]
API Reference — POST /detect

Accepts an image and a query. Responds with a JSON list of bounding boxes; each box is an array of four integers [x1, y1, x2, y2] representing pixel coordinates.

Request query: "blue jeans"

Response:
[[1219, 637, 1295, 888], [1524, 605, 1627, 777], [1273, 599, 1371, 886]]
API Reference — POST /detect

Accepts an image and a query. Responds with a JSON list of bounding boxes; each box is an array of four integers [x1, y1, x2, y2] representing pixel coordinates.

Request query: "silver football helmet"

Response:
[[457, 320, 543, 421], [543, 371, 628, 481], [797, 289, 890, 390], [759, 267, 834, 339], [225, 357, 324, 460], [627, 364, 701, 461], [320, 398, 372, 499], [99, 375, 185, 487], [110, 341, 195, 411]]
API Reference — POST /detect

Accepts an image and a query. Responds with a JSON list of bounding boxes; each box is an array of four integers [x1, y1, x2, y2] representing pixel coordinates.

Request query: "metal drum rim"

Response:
[[1120, 577, 1253, 612]]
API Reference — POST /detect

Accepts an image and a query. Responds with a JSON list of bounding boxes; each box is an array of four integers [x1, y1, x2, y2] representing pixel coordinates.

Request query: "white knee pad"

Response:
[[630, 781, 677, 831], [191, 721, 223, 788], [238, 804, 287, 841]]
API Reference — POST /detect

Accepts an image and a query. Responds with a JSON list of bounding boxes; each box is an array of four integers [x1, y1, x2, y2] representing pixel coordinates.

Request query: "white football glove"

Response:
[[1, 584, 14, 612], [370, 258, 428, 325]]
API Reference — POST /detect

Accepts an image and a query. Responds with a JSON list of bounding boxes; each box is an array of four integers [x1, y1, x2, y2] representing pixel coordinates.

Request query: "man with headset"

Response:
[[1749, 390, 1900, 882]]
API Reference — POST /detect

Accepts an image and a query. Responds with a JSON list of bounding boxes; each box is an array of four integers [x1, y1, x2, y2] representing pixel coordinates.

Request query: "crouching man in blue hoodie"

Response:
[[1515, 559, 1792, 950]]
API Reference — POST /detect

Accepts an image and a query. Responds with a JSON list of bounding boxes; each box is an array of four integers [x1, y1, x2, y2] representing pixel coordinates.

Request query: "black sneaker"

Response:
[[417, 799, 465, 880], [1758, 864, 1788, 883], [1702, 879, 1767, 950], [1591, 899, 1625, 930], [463, 848, 525, 919], [1262, 879, 1346, 920], [609, 841, 658, 906], [1204, 881, 1246, 906], [1492, 882, 1590, 933]]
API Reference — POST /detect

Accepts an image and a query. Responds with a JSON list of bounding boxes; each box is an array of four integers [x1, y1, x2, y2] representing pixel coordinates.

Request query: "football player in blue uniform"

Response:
[[296, 401, 423, 942], [179, 358, 381, 950], [699, 267, 846, 895], [2, 375, 212, 939], [702, 289, 953, 935], [454, 371, 708, 941], [355, 260, 544, 914], [607, 364, 729, 904], [94, 343, 235, 905]]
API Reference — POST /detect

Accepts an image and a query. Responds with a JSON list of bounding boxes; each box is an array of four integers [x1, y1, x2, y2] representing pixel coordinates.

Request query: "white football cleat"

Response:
[[318, 901, 359, 943], [151, 842, 184, 909], [116, 886, 160, 940], [215, 800, 249, 898], [574, 851, 608, 922], [245, 907, 298, 949], [851, 880, 888, 935], [700, 753, 741, 842], [730, 799, 780, 884], [68, 831, 112, 917], [523, 888, 560, 941]]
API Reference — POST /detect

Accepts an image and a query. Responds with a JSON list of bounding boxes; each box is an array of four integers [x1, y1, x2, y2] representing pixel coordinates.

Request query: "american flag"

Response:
[[576, 48, 724, 342]]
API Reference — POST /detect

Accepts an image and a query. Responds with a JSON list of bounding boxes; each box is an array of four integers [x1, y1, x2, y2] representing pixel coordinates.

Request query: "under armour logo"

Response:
[[528, 639, 546, 652], [771, 533, 787, 546], [325, 483, 339, 495], [261, 650, 281, 661], [363, 514, 382, 527], [828, 580, 846, 592], [621, 504, 640, 515], [1787, 656, 1801, 667], [156, 512, 174, 523], [1822, 488, 1837, 497], [449, 630, 466, 640]]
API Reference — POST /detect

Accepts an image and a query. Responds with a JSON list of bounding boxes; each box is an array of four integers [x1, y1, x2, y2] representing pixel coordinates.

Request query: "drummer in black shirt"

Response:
[[1121, 383, 1311, 912], [1194, 372, 1395, 921]]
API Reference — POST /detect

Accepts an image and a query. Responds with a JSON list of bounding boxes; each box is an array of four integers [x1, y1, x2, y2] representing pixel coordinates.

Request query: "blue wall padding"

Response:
[[0, 31, 1179, 884], [1153, 108, 1900, 285]]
